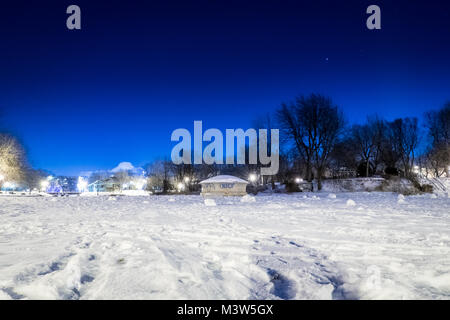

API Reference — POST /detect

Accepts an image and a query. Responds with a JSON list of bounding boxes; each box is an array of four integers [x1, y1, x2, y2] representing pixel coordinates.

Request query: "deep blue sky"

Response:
[[1, 0, 449, 175]]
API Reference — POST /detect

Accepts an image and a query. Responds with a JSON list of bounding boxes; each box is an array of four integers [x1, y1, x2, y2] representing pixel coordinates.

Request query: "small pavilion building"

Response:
[[200, 175, 248, 196]]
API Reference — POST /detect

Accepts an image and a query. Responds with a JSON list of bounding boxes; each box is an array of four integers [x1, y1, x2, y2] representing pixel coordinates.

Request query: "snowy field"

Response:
[[0, 192, 449, 300]]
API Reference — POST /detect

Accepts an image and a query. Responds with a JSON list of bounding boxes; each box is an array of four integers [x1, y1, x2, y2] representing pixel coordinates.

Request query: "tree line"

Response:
[[146, 94, 449, 192], [0, 132, 49, 191], [276, 94, 449, 189], [1, 94, 449, 193]]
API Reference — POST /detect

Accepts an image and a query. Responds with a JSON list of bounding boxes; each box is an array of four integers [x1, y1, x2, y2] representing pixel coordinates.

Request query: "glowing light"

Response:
[[0, 174, 4, 181], [295, 177, 303, 183], [77, 177, 88, 192], [41, 180, 49, 189], [177, 182, 185, 191], [249, 174, 257, 182], [3, 181, 13, 189], [184, 177, 190, 183], [134, 179, 146, 190]]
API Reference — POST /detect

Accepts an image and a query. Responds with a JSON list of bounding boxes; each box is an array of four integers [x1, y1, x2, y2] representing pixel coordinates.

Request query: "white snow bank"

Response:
[[346, 199, 356, 206], [397, 194, 406, 204], [121, 190, 149, 196], [0, 192, 449, 300], [204, 198, 217, 206], [241, 195, 256, 203], [320, 178, 385, 192]]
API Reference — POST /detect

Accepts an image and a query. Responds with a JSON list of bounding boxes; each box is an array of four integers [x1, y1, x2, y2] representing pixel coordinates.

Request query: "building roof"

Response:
[[87, 176, 119, 186], [200, 175, 248, 184]]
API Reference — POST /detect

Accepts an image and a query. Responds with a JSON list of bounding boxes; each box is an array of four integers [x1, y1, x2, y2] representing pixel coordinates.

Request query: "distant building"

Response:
[[0, 181, 27, 192], [200, 175, 248, 196], [59, 176, 78, 192], [87, 177, 121, 193], [46, 176, 78, 193]]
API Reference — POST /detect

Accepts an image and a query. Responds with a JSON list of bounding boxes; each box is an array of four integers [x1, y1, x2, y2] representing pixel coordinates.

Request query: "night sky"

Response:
[[1, 0, 449, 175]]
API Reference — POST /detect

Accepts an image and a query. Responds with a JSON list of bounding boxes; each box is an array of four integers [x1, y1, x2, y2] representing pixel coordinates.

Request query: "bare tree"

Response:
[[23, 169, 48, 191], [252, 113, 277, 186], [277, 94, 344, 190], [425, 102, 450, 147], [277, 102, 313, 181], [350, 117, 385, 177], [172, 163, 195, 191], [114, 171, 130, 188], [146, 159, 173, 193], [424, 102, 450, 177], [423, 146, 449, 177], [329, 133, 358, 177], [0, 133, 28, 188], [388, 118, 420, 177], [351, 124, 376, 177]]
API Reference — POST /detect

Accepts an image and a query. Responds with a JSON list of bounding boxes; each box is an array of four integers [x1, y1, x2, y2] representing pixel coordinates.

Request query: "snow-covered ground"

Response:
[[0, 192, 449, 300]]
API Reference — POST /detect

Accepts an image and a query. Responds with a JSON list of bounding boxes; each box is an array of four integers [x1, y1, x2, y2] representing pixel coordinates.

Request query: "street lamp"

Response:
[[249, 174, 257, 183], [40, 180, 49, 192], [77, 177, 88, 192], [135, 179, 146, 190], [3, 181, 13, 190], [295, 177, 303, 183], [177, 182, 185, 192]]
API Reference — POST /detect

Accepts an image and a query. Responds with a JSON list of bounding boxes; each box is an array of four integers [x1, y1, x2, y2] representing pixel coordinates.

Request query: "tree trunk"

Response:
[[306, 156, 313, 182], [366, 158, 369, 177], [316, 167, 323, 191], [317, 176, 322, 191]]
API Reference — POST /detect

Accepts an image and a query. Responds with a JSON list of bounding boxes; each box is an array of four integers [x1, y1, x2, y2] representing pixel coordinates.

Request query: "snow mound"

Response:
[[241, 195, 256, 203], [328, 193, 337, 199], [346, 199, 356, 206], [168, 198, 175, 202], [430, 194, 437, 199], [80, 192, 96, 197], [121, 190, 149, 196], [108, 196, 117, 201], [204, 198, 217, 206], [397, 194, 406, 204]]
